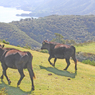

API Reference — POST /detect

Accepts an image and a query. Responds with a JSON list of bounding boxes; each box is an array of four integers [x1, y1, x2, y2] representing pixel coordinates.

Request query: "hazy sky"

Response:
[[0, 6, 31, 23]]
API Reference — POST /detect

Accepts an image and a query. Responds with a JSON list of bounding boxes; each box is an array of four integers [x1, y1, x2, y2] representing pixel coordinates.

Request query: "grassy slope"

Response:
[[75, 42, 95, 54], [0, 43, 95, 95]]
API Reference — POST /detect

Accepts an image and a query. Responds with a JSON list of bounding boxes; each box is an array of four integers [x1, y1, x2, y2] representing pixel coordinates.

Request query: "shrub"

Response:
[[82, 59, 95, 66], [40, 50, 48, 53], [2, 40, 10, 44], [17, 45, 20, 47], [23, 44, 31, 49]]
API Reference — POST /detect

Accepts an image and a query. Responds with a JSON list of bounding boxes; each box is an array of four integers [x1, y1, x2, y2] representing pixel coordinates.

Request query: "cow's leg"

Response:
[[52, 58, 57, 67], [17, 68, 25, 87], [2, 64, 11, 85], [0, 73, 4, 79], [72, 56, 77, 70], [0, 65, 4, 79], [48, 56, 53, 66], [0, 75, 3, 79], [27, 64, 35, 90], [64, 58, 70, 70]]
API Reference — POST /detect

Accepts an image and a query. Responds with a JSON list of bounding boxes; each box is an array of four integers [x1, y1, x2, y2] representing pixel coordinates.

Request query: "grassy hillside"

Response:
[[0, 23, 41, 48], [76, 42, 95, 54], [0, 15, 95, 48], [12, 15, 95, 44], [0, 43, 95, 95]]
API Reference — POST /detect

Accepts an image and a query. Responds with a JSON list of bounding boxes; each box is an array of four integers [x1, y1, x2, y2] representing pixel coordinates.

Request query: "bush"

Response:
[[40, 50, 48, 53], [2, 40, 10, 44], [82, 59, 95, 66], [23, 44, 31, 49], [17, 45, 20, 47]]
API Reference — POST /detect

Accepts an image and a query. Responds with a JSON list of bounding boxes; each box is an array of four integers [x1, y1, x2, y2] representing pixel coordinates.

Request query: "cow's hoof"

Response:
[[0, 75, 4, 79], [17, 84, 20, 88], [8, 80, 11, 85], [64, 69, 67, 70], [52, 64, 55, 67], [32, 87, 35, 91]]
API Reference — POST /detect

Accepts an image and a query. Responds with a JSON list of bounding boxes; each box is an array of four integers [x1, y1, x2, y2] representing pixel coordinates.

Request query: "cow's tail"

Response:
[[30, 53, 36, 79], [27, 51, 36, 79], [33, 71, 36, 79], [31, 55, 36, 79], [71, 46, 77, 70]]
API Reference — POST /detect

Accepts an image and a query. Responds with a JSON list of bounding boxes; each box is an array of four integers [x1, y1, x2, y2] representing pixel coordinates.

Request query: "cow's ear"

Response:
[[2, 45, 5, 48]]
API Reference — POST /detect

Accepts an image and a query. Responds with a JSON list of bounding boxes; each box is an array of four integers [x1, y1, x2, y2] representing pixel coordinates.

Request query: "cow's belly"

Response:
[[5, 62, 17, 69], [5, 57, 28, 69], [54, 54, 64, 59]]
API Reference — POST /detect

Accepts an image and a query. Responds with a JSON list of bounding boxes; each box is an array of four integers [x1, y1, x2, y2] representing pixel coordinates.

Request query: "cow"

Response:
[[0, 45, 35, 90], [41, 40, 77, 71]]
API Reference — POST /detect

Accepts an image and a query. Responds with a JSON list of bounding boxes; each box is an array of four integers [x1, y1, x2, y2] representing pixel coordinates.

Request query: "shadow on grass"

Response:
[[40, 65, 77, 78], [0, 80, 32, 95]]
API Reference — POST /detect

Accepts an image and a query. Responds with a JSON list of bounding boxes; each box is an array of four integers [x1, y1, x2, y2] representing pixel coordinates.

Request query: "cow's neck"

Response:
[[48, 44, 55, 54]]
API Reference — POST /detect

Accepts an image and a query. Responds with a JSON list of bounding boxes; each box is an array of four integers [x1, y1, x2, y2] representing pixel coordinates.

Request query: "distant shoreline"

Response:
[[0, 6, 31, 23]]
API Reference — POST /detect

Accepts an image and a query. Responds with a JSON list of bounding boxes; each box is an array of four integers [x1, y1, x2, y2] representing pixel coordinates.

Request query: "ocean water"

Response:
[[0, 6, 31, 23]]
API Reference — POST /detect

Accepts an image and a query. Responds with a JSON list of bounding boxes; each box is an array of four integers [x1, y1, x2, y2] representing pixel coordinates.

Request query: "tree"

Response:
[[51, 33, 65, 44], [65, 39, 76, 45]]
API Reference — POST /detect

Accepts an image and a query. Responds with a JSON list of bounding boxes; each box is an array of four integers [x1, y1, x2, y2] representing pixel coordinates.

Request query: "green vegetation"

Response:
[[0, 88, 7, 95], [0, 23, 41, 48], [0, 15, 95, 48], [2, 40, 10, 44], [51, 33, 65, 44], [75, 42, 95, 66], [12, 15, 95, 44], [75, 42, 95, 54], [40, 49, 48, 53], [0, 43, 95, 95], [23, 44, 31, 49], [82, 59, 95, 66]]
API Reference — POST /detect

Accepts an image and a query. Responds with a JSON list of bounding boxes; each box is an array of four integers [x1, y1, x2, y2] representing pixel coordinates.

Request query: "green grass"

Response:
[[75, 42, 95, 54], [0, 43, 95, 95]]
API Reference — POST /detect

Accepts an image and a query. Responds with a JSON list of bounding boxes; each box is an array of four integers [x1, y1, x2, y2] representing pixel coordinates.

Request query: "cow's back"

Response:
[[3, 50, 30, 69], [53, 44, 75, 59]]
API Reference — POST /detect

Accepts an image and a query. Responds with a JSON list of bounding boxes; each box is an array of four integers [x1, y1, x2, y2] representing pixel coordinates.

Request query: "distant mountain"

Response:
[[0, 0, 95, 17]]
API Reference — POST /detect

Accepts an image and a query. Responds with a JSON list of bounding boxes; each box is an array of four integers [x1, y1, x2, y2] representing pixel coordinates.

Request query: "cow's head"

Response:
[[41, 40, 49, 50]]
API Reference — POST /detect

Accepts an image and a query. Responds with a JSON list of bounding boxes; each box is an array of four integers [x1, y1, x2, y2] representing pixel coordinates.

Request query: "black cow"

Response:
[[41, 40, 77, 70], [0, 45, 35, 90]]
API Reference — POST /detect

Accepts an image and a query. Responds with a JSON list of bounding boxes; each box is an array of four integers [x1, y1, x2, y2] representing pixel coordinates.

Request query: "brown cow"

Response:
[[0, 45, 35, 90], [41, 40, 77, 70]]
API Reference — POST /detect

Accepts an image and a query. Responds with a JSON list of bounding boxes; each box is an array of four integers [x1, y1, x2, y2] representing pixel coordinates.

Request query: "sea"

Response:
[[0, 6, 31, 23]]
